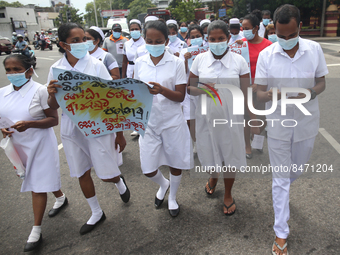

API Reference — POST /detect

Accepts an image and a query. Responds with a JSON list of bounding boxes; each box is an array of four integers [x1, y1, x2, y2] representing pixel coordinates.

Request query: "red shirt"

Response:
[[242, 37, 272, 83]]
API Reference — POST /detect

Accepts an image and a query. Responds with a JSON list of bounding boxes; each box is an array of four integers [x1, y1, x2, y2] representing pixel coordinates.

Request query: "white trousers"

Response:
[[268, 136, 315, 239]]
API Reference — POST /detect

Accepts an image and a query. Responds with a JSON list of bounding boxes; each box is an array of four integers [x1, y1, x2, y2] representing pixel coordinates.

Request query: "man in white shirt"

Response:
[[255, 4, 328, 255], [258, 10, 272, 37]]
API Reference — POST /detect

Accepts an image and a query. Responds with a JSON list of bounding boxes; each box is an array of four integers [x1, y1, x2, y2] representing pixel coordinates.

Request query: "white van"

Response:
[[106, 18, 129, 33]]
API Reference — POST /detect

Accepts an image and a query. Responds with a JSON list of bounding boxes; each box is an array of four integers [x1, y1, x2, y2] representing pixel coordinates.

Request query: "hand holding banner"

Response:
[[53, 68, 153, 138]]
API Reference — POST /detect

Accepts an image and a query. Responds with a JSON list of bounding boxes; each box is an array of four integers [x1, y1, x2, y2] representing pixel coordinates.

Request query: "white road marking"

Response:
[[327, 63, 340, 67], [36, 57, 55, 60], [58, 143, 63, 150], [319, 42, 340, 46], [319, 128, 340, 154]]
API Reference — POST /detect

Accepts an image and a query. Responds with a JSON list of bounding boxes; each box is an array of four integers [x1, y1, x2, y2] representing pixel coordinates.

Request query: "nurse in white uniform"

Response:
[[188, 20, 259, 215], [166, 19, 187, 57], [180, 24, 207, 147], [47, 23, 130, 235], [256, 5, 328, 255], [122, 19, 145, 79], [86, 26, 120, 80], [0, 54, 67, 252], [134, 20, 193, 217], [200, 19, 210, 47]]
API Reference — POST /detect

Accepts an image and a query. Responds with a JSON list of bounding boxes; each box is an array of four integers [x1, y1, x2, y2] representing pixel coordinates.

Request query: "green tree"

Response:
[[0, 0, 23, 7], [54, 6, 83, 27], [84, 0, 112, 27], [168, 0, 203, 22], [127, 0, 155, 20]]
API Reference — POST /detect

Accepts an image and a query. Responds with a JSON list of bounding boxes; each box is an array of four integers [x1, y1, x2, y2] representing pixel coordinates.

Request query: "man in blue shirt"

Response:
[[15, 34, 30, 57]]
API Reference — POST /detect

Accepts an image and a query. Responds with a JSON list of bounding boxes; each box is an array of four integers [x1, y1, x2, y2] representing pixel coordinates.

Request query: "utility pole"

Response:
[[320, 0, 327, 37], [93, 0, 98, 27], [100, 4, 104, 27]]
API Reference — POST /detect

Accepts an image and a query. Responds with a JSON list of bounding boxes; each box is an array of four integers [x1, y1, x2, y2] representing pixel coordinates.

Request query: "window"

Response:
[[0, 13, 5, 18]]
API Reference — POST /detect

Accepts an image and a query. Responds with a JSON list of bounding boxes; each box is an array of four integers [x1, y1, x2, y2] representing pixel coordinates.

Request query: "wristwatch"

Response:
[[309, 88, 317, 100]]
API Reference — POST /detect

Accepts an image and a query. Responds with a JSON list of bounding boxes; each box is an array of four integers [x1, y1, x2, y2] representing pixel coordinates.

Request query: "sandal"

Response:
[[205, 178, 217, 195], [223, 198, 236, 216], [272, 241, 289, 255]]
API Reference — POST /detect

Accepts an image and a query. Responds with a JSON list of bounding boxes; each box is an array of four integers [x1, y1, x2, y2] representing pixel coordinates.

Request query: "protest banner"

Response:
[[53, 68, 153, 138], [229, 41, 251, 81], [187, 46, 209, 69]]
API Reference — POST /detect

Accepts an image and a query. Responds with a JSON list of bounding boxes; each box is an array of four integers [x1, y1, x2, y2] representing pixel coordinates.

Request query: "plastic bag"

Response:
[[0, 136, 26, 179]]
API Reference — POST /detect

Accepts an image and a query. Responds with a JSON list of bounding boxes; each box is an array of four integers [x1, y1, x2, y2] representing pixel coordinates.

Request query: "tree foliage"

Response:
[[127, 0, 155, 20], [0, 1, 23, 7], [168, 0, 203, 22], [54, 6, 83, 27], [231, 0, 337, 21]]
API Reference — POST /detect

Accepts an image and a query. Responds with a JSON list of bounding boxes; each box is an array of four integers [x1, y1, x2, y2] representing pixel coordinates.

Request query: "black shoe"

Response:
[[24, 234, 42, 252], [169, 206, 180, 217], [79, 211, 106, 235], [119, 176, 130, 203], [48, 197, 68, 217], [154, 186, 169, 209]]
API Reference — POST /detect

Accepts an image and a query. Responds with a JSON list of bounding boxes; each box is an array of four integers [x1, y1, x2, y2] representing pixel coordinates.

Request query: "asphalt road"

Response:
[[0, 39, 339, 255]]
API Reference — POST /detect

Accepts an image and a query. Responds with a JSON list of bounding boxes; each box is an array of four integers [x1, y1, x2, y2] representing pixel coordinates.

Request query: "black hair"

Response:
[[179, 21, 188, 27], [201, 22, 210, 31], [207, 20, 229, 37], [129, 22, 141, 30], [262, 10, 271, 17], [144, 20, 168, 40], [210, 15, 215, 19], [86, 28, 103, 47], [243, 13, 260, 28], [188, 24, 203, 38], [273, 4, 300, 28], [58, 23, 84, 53], [167, 23, 178, 33], [229, 24, 240, 31], [3, 54, 34, 70], [252, 9, 262, 23]]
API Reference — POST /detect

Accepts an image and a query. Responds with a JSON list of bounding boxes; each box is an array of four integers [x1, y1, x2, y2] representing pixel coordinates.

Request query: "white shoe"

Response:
[[130, 131, 139, 136]]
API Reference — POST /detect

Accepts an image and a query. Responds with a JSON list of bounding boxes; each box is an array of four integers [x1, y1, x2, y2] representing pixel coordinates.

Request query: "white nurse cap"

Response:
[[166, 19, 178, 26], [145, 16, 158, 22], [130, 19, 141, 25], [229, 18, 240, 25], [199, 19, 211, 26], [89, 26, 105, 41]]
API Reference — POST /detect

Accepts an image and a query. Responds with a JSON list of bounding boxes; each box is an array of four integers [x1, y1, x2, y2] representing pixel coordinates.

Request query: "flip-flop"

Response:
[[272, 241, 289, 255], [205, 178, 217, 195], [223, 198, 236, 216]]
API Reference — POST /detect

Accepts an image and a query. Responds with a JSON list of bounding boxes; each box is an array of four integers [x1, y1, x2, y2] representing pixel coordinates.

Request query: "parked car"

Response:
[[0, 36, 13, 55]]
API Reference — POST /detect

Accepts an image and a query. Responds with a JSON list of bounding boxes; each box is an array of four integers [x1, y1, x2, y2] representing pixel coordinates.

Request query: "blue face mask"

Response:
[[169, 35, 177, 43], [277, 35, 299, 50], [66, 42, 89, 59], [7, 68, 30, 87], [191, 37, 203, 47], [209, 41, 228, 56], [263, 19, 270, 26], [240, 23, 242, 27], [180, 27, 188, 33], [130, 30, 141, 40], [243, 29, 255, 40], [87, 40, 96, 52], [268, 34, 277, 43], [204, 34, 208, 41], [113, 32, 121, 38], [145, 43, 165, 57], [231, 34, 239, 40]]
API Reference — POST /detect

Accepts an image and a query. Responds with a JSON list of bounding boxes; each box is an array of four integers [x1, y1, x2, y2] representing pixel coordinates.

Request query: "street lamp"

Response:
[[93, 0, 98, 27]]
